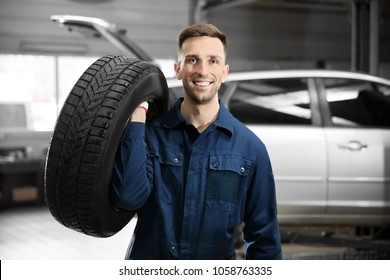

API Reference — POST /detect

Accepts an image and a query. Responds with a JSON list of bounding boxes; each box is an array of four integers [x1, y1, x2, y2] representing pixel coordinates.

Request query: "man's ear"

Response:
[[222, 64, 229, 83], [174, 62, 181, 80]]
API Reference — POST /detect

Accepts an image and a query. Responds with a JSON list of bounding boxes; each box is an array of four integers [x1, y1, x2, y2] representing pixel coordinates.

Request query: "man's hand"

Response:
[[129, 101, 149, 123]]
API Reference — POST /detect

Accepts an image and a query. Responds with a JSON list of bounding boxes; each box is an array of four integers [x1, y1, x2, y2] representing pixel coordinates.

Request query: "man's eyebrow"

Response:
[[185, 54, 199, 59], [185, 54, 223, 60], [209, 55, 223, 60]]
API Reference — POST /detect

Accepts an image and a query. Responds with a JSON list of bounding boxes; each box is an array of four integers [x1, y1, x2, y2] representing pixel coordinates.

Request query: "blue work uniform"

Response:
[[111, 98, 282, 259]]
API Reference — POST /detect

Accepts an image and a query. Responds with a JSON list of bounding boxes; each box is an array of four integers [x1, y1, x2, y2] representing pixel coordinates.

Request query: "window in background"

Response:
[[0, 54, 97, 131], [323, 78, 390, 128], [0, 54, 55, 131], [228, 78, 312, 125]]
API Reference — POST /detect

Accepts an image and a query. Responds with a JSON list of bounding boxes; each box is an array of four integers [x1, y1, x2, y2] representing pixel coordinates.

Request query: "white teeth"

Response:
[[194, 81, 211, 86]]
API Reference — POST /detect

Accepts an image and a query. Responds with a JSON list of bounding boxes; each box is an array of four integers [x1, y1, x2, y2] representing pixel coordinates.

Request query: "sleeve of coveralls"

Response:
[[110, 122, 153, 210], [243, 146, 283, 260]]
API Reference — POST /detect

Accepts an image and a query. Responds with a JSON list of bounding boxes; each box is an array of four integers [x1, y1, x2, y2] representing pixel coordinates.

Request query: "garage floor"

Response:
[[0, 205, 388, 260], [0, 205, 136, 259]]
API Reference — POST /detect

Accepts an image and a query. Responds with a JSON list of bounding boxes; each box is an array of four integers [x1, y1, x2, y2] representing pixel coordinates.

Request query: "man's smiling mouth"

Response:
[[193, 81, 212, 87]]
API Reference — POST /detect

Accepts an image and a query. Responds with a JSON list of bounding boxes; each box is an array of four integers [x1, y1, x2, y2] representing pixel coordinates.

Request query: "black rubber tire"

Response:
[[45, 55, 169, 237]]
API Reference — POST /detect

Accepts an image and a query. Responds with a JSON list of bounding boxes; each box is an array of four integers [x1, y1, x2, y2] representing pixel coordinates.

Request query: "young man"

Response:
[[111, 24, 282, 259]]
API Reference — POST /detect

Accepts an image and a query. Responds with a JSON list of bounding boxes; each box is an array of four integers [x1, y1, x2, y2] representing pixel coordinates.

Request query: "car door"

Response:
[[225, 77, 327, 223], [319, 77, 390, 222]]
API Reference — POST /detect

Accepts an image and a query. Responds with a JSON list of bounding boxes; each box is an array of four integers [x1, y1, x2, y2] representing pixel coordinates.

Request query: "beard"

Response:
[[182, 79, 221, 105]]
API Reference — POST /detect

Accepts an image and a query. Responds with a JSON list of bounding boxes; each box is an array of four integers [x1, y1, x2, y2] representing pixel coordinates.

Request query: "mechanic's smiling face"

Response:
[[174, 36, 229, 105]]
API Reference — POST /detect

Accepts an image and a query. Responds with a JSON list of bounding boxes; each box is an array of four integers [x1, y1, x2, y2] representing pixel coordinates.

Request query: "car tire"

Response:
[[44, 55, 169, 237]]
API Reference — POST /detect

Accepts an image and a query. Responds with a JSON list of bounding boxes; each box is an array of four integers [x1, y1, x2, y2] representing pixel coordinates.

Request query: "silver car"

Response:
[[170, 70, 390, 227], [53, 15, 390, 228]]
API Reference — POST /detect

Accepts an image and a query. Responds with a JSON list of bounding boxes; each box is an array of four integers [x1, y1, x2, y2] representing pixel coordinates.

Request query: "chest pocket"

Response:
[[151, 146, 183, 204], [206, 155, 252, 211]]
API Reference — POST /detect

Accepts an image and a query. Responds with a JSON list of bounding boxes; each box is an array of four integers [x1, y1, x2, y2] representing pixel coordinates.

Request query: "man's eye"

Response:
[[187, 57, 196, 63], [210, 59, 218, 64]]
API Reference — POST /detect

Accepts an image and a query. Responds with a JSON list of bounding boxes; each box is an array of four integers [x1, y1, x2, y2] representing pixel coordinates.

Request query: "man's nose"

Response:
[[195, 61, 208, 76]]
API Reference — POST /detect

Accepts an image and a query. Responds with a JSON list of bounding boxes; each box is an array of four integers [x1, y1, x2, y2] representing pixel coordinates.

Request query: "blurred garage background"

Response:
[[0, 0, 390, 260]]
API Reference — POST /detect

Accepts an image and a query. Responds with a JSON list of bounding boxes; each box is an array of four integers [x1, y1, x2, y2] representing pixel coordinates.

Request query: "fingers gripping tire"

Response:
[[45, 55, 169, 237]]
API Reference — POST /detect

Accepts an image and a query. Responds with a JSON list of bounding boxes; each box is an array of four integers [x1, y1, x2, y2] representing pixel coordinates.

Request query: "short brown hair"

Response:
[[177, 24, 227, 56]]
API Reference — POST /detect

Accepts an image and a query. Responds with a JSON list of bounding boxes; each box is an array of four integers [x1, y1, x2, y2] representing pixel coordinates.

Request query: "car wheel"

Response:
[[45, 55, 169, 237]]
